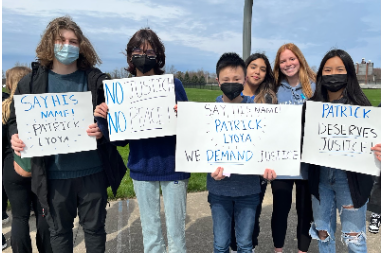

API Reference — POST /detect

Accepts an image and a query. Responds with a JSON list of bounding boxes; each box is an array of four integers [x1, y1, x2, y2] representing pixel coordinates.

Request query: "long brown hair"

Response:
[[273, 43, 316, 98], [245, 53, 277, 104], [2, 66, 32, 124], [36, 16, 101, 70]]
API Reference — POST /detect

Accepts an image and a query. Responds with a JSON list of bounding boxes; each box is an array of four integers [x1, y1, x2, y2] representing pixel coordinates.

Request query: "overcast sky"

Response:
[[2, 0, 381, 74]]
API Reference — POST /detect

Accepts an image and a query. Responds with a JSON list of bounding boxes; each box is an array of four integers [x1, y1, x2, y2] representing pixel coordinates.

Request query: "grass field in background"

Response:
[[107, 88, 381, 199]]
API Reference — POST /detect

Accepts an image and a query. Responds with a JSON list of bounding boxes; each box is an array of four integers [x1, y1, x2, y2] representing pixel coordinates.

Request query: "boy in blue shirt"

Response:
[[208, 52, 276, 253]]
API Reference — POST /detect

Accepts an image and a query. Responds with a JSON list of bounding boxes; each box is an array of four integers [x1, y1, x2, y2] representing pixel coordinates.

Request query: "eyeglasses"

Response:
[[132, 47, 157, 58]]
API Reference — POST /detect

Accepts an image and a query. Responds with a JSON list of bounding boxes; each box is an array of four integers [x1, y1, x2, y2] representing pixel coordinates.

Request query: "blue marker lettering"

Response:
[[40, 96, 49, 108], [322, 104, 329, 118], [21, 96, 32, 111], [363, 109, 371, 118]]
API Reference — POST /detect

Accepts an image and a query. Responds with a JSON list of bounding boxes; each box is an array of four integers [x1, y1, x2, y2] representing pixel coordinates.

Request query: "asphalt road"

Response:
[[2, 185, 381, 252]]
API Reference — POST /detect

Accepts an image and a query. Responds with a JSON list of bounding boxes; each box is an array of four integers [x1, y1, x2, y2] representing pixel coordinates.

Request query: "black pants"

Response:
[[367, 174, 381, 214], [2, 183, 8, 216], [270, 179, 312, 252], [230, 178, 268, 250], [3, 155, 52, 253], [45, 171, 108, 253]]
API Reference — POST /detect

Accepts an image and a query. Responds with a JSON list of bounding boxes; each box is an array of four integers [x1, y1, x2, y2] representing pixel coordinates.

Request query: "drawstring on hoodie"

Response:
[[281, 83, 303, 101]]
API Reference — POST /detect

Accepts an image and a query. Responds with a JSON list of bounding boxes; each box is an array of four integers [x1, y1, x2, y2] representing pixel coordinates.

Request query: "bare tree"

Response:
[[108, 67, 130, 79], [14, 61, 30, 68], [165, 65, 177, 74], [311, 65, 318, 73]]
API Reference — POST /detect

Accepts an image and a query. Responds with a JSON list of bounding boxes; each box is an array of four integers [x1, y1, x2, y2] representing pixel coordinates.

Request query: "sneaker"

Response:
[[2, 213, 9, 225], [2, 234, 7, 250], [231, 249, 255, 253], [369, 213, 381, 234]]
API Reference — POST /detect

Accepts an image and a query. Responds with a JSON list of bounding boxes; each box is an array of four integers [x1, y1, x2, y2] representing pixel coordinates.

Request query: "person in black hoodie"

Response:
[[305, 49, 377, 253], [8, 16, 126, 253]]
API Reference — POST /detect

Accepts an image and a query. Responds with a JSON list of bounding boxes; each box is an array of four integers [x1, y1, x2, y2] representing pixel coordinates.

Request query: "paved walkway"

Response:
[[2, 185, 381, 252]]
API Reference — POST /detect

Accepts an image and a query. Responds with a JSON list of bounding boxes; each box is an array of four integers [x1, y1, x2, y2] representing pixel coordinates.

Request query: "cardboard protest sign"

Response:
[[14, 92, 97, 158], [103, 74, 177, 141], [302, 101, 381, 175], [176, 102, 302, 175]]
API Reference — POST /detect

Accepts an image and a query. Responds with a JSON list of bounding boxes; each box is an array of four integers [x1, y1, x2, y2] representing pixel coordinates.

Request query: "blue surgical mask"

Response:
[[54, 44, 79, 65]]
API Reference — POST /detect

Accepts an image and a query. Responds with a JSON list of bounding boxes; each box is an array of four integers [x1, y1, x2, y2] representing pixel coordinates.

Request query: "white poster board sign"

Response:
[[103, 74, 176, 141], [14, 92, 97, 158], [302, 101, 381, 175], [176, 102, 302, 175]]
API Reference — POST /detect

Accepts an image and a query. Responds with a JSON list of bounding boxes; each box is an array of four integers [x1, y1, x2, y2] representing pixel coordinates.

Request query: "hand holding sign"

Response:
[[94, 103, 108, 119], [371, 143, 381, 162], [11, 134, 25, 156]]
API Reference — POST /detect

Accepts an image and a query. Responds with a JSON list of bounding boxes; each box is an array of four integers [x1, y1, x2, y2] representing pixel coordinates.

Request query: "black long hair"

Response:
[[245, 53, 277, 104], [312, 49, 371, 106]]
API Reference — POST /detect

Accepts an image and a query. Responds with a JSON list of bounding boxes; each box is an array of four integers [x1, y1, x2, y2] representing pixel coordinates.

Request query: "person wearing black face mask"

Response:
[[94, 28, 190, 253], [321, 74, 348, 93], [207, 52, 276, 253], [306, 49, 378, 253]]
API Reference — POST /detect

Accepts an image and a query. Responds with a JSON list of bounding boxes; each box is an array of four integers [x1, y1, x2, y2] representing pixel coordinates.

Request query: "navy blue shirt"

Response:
[[47, 70, 103, 179]]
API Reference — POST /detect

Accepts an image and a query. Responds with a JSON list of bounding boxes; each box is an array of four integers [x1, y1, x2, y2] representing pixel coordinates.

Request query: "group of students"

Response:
[[1, 15, 381, 253]]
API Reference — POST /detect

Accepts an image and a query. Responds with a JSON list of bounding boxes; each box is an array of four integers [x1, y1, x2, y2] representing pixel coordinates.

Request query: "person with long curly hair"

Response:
[[8, 16, 126, 253], [271, 43, 316, 253]]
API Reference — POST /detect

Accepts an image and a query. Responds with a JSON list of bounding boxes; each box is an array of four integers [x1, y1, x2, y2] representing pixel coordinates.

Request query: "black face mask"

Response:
[[322, 74, 348, 92], [131, 55, 157, 74], [220, 82, 244, 100]]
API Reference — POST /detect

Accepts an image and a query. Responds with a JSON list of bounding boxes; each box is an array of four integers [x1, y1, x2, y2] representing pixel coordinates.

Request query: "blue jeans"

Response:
[[133, 179, 188, 253], [310, 167, 367, 253], [208, 192, 260, 253]]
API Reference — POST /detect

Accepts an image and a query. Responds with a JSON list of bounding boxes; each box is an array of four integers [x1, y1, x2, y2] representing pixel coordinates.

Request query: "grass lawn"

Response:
[[108, 88, 381, 199]]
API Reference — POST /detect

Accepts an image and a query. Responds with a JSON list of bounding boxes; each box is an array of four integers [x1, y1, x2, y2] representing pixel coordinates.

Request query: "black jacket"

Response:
[[302, 100, 374, 208], [8, 63, 127, 213]]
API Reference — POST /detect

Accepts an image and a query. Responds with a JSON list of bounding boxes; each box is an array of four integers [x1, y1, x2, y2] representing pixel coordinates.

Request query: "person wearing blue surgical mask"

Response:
[[8, 16, 126, 253]]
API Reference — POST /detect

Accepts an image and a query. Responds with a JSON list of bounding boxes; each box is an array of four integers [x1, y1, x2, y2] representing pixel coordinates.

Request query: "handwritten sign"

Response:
[[176, 102, 302, 175], [14, 92, 96, 158], [302, 101, 381, 175], [103, 74, 177, 141]]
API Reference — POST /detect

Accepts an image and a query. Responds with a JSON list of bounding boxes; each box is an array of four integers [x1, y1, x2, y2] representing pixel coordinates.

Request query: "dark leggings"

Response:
[[270, 179, 313, 252], [3, 154, 52, 253], [230, 179, 268, 250]]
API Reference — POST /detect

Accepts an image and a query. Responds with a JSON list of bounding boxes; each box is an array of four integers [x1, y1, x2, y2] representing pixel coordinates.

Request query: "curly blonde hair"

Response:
[[273, 43, 316, 99], [36, 16, 101, 70], [2, 66, 32, 124]]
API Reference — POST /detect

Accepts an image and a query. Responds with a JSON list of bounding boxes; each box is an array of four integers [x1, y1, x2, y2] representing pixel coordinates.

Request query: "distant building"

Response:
[[355, 59, 380, 85]]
